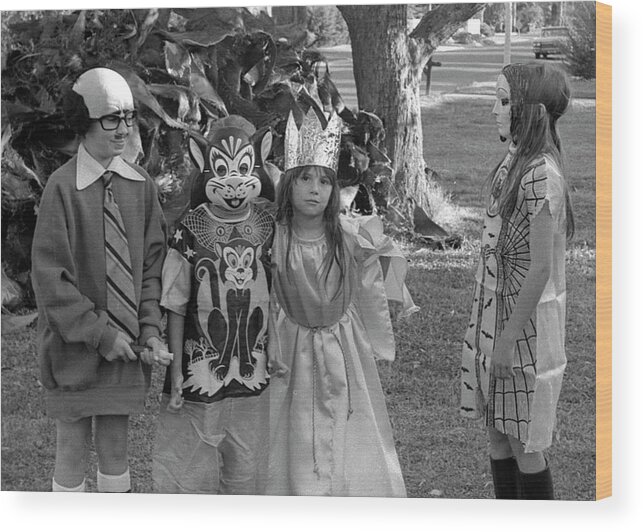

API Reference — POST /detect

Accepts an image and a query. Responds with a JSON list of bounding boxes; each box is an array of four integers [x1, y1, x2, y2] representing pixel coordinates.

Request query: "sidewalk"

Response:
[[319, 35, 595, 108], [421, 83, 596, 111], [422, 92, 595, 111], [319, 33, 533, 54], [447, 76, 596, 100]]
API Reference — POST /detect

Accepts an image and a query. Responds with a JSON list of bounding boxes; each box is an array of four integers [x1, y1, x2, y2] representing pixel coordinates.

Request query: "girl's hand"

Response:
[[167, 374, 184, 412], [388, 300, 402, 322], [103, 331, 138, 362], [267, 358, 289, 378], [491, 337, 516, 380]]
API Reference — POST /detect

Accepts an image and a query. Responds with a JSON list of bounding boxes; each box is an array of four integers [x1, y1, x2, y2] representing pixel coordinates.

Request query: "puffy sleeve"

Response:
[[138, 173, 168, 345], [267, 289, 286, 366], [160, 222, 194, 316], [341, 215, 419, 361], [521, 156, 566, 230]]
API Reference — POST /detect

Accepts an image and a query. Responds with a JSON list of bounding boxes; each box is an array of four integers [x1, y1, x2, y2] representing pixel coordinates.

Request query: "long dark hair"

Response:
[[490, 62, 575, 239], [62, 84, 93, 136], [275, 165, 346, 298]]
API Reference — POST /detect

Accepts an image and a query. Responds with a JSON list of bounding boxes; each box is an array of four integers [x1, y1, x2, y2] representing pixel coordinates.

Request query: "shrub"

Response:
[[564, 3, 596, 80], [517, 4, 544, 34], [480, 22, 495, 37], [308, 6, 350, 46], [452, 31, 474, 44]]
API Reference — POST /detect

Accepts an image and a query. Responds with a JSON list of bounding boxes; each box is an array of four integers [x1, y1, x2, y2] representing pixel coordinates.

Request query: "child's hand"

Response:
[[104, 331, 138, 362], [267, 358, 289, 378], [388, 300, 402, 322], [140, 337, 173, 366], [491, 337, 516, 379], [167, 374, 184, 412]]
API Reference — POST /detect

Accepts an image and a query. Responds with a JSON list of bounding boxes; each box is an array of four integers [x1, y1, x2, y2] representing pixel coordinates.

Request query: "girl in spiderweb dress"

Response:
[[460, 62, 575, 500], [266, 108, 417, 497]]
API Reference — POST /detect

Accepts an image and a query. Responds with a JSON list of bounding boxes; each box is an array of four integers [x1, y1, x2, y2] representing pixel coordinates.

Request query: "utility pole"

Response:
[[503, 2, 512, 66], [560, 2, 566, 25], [424, 56, 442, 95]]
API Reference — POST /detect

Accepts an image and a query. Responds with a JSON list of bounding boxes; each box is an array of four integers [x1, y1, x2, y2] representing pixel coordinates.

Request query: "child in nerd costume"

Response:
[[31, 67, 169, 493], [153, 116, 275, 494], [266, 107, 417, 497], [460, 62, 575, 500]]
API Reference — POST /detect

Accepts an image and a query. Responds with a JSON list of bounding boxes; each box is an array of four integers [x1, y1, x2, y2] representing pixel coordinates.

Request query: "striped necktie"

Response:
[[102, 171, 139, 341]]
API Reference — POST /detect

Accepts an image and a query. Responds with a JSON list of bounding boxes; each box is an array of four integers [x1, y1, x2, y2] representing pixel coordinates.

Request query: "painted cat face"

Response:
[[222, 245, 255, 290], [214, 242, 261, 290], [189, 126, 262, 212]]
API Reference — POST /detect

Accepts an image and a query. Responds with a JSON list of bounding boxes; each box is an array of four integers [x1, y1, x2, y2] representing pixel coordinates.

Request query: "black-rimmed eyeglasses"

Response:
[[92, 110, 138, 131]]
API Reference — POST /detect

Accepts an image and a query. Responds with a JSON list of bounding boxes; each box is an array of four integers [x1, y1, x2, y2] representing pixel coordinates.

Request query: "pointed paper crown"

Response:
[[284, 108, 341, 173]]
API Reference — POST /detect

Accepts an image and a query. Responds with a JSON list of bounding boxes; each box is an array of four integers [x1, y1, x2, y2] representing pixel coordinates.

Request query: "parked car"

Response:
[[533, 26, 571, 59]]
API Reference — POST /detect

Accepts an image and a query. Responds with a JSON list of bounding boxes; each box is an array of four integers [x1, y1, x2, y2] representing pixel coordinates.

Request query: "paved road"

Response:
[[319, 40, 562, 109]]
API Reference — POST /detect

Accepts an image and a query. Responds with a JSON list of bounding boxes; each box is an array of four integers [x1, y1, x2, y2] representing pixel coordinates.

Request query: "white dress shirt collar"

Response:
[[76, 143, 145, 190]]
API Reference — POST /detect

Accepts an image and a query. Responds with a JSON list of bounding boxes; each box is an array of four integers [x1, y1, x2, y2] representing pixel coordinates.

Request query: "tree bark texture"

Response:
[[340, 4, 427, 208], [339, 4, 485, 213]]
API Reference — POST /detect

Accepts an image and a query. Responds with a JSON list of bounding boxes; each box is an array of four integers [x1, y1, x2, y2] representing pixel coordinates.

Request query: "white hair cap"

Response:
[[72, 68, 134, 118]]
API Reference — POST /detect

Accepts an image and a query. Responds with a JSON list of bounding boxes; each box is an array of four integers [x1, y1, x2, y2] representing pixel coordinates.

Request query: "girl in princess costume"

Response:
[[266, 107, 417, 497], [460, 62, 575, 499], [153, 116, 274, 494]]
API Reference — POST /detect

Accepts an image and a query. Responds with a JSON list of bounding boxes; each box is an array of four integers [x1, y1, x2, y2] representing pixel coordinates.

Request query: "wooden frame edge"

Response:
[[595, 0, 612, 501]]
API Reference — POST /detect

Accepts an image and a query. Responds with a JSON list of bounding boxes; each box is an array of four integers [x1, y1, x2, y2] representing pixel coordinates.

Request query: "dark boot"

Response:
[[490, 457, 520, 499], [519, 467, 555, 500]]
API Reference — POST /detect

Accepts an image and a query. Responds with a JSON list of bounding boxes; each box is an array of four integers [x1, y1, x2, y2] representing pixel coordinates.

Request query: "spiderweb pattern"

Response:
[[486, 163, 548, 441], [183, 204, 274, 254]]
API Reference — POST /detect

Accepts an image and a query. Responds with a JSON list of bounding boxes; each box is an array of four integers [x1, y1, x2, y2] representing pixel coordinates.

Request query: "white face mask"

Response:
[[72, 68, 134, 119], [492, 74, 512, 142]]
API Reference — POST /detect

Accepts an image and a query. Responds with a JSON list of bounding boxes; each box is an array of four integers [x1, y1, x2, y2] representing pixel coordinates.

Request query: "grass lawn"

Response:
[[1, 92, 596, 499]]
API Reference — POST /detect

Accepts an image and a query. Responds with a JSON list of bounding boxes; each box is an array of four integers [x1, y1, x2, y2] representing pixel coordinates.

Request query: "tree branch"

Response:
[[337, 5, 358, 25], [410, 3, 486, 52]]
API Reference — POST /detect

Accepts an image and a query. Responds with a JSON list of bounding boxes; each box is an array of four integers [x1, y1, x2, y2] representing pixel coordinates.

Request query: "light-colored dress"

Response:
[[266, 215, 417, 497], [460, 148, 568, 453]]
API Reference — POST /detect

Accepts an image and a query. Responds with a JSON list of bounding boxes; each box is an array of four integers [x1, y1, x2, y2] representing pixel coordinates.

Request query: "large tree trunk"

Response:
[[339, 3, 485, 215], [340, 4, 428, 209]]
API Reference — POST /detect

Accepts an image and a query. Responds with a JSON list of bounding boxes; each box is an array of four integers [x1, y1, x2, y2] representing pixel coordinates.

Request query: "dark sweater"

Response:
[[31, 155, 166, 392]]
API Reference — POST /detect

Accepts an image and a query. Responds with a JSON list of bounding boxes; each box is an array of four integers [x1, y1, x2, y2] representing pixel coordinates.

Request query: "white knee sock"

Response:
[[97, 468, 131, 493], [52, 478, 86, 492]]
